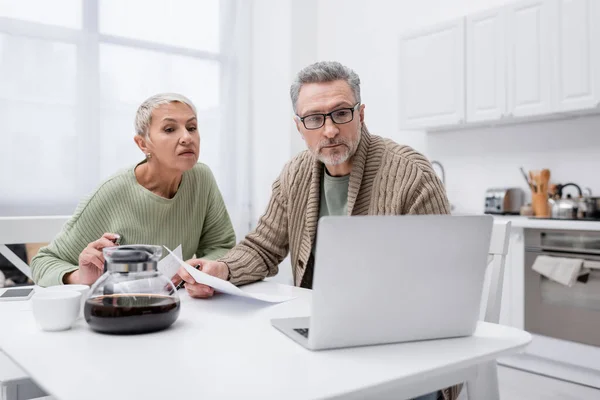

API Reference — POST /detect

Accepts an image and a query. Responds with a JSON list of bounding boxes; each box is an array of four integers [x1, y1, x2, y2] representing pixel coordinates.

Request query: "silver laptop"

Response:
[[271, 214, 493, 350]]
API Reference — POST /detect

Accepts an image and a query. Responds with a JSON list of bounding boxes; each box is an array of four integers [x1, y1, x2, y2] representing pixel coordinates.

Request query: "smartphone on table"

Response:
[[0, 287, 35, 301]]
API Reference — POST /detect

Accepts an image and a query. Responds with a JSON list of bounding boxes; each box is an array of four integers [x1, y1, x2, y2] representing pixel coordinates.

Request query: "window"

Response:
[[0, 0, 82, 29], [0, 0, 246, 225]]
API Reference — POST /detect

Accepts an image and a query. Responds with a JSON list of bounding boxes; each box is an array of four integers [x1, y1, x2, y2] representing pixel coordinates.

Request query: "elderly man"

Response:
[[177, 61, 457, 399], [180, 60, 450, 289]]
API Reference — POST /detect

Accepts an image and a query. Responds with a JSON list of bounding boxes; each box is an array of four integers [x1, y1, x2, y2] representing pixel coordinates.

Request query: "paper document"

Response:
[[164, 246, 295, 303], [157, 245, 183, 279]]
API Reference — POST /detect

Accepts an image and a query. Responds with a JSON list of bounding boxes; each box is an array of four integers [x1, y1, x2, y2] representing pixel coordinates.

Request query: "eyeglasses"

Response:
[[296, 102, 360, 130]]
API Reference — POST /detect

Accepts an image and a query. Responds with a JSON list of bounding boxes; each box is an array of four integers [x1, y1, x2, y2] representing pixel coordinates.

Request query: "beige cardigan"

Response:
[[220, 125, 460, 400], [220, 124, 450, 286]]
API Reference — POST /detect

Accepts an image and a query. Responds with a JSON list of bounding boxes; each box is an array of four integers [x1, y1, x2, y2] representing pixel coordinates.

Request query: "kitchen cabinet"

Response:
[[466, 8, 507, 122], [407, 0, 600, 131], [507, 0, 554, 117], [467, 1, 553, 122], [398, 19, 465, 129], [554, 0, 600, 112]]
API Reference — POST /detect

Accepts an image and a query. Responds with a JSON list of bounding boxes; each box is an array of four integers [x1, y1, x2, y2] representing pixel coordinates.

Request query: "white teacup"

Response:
[[44, 284, 90, 318], [32, 291, 81, 331]]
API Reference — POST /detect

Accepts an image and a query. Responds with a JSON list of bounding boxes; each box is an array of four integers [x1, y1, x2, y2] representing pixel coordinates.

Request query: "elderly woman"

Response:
[[31, 93, 236, 288]]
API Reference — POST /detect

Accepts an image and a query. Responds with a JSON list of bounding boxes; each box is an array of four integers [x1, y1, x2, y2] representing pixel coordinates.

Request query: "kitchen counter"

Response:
[[491, 215, 600, 231]]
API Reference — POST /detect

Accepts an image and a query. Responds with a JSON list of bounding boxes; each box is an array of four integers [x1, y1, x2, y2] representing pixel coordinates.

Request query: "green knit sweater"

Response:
[[31, 162, 236, 287]]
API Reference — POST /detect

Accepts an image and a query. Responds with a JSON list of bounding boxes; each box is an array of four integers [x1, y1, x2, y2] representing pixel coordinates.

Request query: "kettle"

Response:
[[548, 183, 582, 219]]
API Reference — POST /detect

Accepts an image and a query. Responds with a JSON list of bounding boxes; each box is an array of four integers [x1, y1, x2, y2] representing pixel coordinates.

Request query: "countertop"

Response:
[[491, 215, 600, 231]]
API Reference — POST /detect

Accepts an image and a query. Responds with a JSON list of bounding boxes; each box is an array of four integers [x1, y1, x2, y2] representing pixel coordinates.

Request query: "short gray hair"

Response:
[[290, 61, 361, 113], [135, 93, 197, 136]]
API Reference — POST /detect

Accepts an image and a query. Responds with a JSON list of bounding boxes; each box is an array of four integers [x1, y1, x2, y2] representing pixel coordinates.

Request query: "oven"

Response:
[[525, 229, 600, 347], [521, 229, 600, 386]]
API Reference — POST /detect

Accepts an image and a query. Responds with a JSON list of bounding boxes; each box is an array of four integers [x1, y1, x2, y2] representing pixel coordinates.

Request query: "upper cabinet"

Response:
[[507, 0, 554, 117], [554, 0, 600, 112], [466, 8, 507, 122], [400, 0, 600, 131], [398, 19, 465, 129]]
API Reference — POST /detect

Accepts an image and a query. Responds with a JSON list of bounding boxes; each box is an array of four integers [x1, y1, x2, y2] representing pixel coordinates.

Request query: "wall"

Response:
[[315, 0, 600, 214], [248, 0, 600, 282], [249, 0, 319, 284], [250, 0, 293, 225], [250, 0, 318, 224]]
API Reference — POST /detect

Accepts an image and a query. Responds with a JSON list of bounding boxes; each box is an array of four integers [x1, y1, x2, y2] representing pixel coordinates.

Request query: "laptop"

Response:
[[271, 214, 493, 350]]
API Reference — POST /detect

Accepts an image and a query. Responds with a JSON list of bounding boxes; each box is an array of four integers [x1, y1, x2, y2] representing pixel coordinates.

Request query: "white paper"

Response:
[[164, 246, 295, 303], [158, 245, 183, 279]]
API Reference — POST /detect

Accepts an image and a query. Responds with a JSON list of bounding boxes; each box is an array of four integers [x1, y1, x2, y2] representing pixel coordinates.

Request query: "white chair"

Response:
[[0, 216, 69, 400], [0, 216, 70, 282], [459, 220, 512, 400]]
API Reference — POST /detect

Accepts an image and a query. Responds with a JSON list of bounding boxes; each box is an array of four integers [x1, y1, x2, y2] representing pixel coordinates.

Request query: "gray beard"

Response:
[[314, 123, 362, 166]]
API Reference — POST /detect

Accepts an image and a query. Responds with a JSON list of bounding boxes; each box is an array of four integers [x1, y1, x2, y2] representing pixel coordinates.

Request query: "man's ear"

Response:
[[359, 104, 365, 123], [293, 117, 305, 141]]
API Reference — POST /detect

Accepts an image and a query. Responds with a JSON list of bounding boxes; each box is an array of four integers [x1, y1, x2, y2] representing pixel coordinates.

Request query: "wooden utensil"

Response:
[[529, 171, 537, 192], [520, 167, 534, 192], [540, 169, 550, 195]]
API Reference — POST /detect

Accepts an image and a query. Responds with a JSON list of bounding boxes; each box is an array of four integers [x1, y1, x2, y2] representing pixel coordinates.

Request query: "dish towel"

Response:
[[532, 255, 586, 287]]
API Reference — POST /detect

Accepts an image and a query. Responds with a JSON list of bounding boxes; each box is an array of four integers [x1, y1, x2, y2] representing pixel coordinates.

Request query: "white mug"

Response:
[[43, 284, 90, 318], [32, 291, 81, 331]]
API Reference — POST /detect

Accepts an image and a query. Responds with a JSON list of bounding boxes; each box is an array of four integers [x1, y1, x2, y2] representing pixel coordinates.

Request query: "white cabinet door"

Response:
[[507, 0, 554, 117], [399, 19, 465, 129], [554, 0, 600, 112], [466, 8, 507, 122]]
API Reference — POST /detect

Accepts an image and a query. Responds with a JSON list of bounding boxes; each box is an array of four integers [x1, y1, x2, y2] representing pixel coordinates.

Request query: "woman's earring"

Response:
[[146, 153, 152, 160]]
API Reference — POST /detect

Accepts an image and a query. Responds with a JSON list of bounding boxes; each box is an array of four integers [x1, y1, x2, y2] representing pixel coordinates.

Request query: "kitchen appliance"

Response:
[[583, 197, 600, 219], [549, 195, 580, 219], [580, 188, 600, 219], [515, 229, 600, 388], [484, 188, 525, 215]]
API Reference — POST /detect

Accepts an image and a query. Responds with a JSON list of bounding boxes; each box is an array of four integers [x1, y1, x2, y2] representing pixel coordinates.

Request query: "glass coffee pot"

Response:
[[84, 245, 180, 334]]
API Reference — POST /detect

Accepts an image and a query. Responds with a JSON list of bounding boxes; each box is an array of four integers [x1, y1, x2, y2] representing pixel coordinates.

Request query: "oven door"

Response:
[[525, 249, 600, 347]]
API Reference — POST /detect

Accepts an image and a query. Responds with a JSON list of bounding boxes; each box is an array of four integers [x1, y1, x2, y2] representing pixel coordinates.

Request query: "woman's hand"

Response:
[[174, 259, 229, 298], [66, 233, 119, 285]]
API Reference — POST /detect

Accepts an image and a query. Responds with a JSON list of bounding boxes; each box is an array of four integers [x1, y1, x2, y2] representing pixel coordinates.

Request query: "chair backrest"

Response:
[[0, 216, 70, 279], [479, 220, 512, 324]]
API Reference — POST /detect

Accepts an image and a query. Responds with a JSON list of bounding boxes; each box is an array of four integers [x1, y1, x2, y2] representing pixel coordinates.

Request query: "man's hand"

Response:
[[173, 259, 229, 299]]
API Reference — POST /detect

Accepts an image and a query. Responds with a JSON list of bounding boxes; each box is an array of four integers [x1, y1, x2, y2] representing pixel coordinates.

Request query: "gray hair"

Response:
[[290, 61, 361, 113], [135, 93, 197, 136]]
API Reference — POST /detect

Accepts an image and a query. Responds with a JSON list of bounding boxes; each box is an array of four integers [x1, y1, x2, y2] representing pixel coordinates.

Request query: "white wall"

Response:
[[250, 0, 293, 224], [249, 0, 319, 284], [426, 116, 600, 213], [250, 0, 318, 225], [316, 0, 600, 214], [248, 0, 600, 281]]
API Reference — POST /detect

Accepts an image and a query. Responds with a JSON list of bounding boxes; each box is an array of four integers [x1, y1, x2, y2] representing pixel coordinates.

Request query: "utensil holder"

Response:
[[532, 192, 550, 217]]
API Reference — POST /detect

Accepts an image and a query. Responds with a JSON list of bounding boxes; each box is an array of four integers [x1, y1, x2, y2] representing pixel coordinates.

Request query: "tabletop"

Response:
[[0, 282, 531, 400]]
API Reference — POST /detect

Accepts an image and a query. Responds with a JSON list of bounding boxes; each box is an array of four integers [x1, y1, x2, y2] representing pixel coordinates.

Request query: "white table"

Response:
[[0, 286, 48, 400], [0, 282, 531, 400]]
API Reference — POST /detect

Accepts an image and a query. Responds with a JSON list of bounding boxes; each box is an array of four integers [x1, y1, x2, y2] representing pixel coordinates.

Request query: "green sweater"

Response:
[[31, 162, 236, 287]]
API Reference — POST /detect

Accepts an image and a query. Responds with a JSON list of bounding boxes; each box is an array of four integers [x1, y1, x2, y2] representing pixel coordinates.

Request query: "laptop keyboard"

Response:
[[294, 328, 309, 338]]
